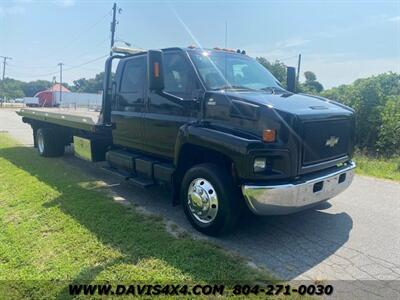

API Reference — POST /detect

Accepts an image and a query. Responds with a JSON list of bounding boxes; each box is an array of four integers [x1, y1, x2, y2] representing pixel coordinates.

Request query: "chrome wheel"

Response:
[[37, 132, 44, 154], [187, 178, 219, 224]]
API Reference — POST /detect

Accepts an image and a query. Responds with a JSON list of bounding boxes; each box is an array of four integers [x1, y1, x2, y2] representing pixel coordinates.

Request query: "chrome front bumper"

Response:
[[242, 161, 356, 215]]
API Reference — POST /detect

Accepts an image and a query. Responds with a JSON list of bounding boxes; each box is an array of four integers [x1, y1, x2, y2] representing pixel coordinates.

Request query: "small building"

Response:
[[35, 84, 71, 107], [53, 92, 102, 109]]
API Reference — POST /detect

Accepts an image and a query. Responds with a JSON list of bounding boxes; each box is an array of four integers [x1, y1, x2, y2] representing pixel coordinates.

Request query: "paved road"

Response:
[[0, 108, 33, 146], [1, 109, 400, 287]]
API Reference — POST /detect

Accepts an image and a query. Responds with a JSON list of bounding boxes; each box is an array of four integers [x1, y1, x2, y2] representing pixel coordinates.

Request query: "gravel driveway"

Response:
[[1, 108, 399, 298]]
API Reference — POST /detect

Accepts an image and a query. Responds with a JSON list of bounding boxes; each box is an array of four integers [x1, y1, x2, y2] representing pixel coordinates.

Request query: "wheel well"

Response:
[[175, 144, 239, 187], [27, 119, 73, 146]]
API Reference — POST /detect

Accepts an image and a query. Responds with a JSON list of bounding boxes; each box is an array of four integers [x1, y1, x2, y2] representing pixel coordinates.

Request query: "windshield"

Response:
[[189, 51, 283, 91]]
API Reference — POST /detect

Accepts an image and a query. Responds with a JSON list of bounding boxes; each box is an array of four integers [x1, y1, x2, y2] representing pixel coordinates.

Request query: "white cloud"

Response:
[[275, 37, 310, 49], [244, 38, 309, 61], [316, 14, 400, 39], [249, 48, 297, 60], [0, 5, 25, 17], [54, 0, 75, 7], [246, 45, 400, 88], [301, 55, 400, 88], [389, 16, 400, 23]]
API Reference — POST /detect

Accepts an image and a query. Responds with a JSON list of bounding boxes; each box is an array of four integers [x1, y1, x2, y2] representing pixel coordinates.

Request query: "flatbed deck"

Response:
[[17, 107, 101, 132]]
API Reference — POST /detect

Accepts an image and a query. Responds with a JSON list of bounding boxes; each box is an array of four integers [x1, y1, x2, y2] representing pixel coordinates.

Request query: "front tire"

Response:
[[36, 128, 65, 157], [181, 163, 241, 236]]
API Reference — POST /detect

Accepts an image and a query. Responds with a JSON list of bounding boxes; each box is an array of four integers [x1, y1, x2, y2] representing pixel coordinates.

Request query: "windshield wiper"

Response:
[[261, 86, 287, 94], [210, 85, 255, 91]]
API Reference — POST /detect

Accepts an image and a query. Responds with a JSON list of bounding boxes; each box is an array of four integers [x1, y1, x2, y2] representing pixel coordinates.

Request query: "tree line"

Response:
[[256, 57, 399, 158], [1, 58, 398, 157], [0, 72, 107, 100]]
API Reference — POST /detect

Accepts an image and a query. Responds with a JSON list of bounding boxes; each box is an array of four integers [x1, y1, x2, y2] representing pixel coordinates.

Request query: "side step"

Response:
[[102, 165, 155, 188], [105, 149, 175, 187], [106, 149, 139, 173], [128, 176, 155, 188]]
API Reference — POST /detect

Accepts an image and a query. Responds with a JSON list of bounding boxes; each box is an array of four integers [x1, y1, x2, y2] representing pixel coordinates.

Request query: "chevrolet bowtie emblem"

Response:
[[325, 136, 339, 147]]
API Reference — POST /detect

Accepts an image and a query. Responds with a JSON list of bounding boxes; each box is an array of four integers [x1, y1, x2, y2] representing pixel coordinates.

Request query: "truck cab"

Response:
[[102, 46, 356, 234], [19, 46, 356, 236]]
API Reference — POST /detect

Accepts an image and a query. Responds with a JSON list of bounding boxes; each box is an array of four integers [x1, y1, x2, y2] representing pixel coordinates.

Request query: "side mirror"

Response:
[[148, 50, 164, 91], [286, 66, 296, 93]]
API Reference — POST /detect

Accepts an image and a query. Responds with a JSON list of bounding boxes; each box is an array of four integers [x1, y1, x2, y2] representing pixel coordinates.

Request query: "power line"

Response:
[[63, 36, 110, 64], [63, 54, 108, 72], [7, 63, 56, 70], [8, 67, 59, 78], [7, 4, 114, 76], [57, 9, 112, 56], [11, 9, 112, 64], [7, 36, 110, 71], [10, 69, 59, 78], [5, 4, 115, 81], [8, 54, 108, 79]]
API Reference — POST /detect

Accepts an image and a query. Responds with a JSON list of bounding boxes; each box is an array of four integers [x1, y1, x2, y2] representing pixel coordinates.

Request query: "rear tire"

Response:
[[33, 128, 38, 148], [181, 163, 241, 236], [36, 128, 65, 157]]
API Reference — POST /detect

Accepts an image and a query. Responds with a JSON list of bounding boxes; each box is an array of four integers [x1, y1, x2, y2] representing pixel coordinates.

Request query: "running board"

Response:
[[102, 166, 155, 188], [128, 176, 155, 188]]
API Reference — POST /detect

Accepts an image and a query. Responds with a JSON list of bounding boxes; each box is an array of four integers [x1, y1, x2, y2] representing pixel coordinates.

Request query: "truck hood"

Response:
[[204, 90, 355, 177], [220, 90, 354, 120]]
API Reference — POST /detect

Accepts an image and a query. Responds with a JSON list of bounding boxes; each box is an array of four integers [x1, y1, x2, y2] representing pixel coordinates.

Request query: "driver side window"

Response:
[[163, 52, 195, 98]]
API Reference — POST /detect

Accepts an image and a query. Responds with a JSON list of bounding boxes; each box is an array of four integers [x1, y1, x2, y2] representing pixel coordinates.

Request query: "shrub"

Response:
[[321, 72, 400, 157], [377, 97, 400, 156]]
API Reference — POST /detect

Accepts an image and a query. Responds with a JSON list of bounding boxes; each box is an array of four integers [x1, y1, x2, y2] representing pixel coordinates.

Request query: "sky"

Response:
[[0, 0, 399, 89]]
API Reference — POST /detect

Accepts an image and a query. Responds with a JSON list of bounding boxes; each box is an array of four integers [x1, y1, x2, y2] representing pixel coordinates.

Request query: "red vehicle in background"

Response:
[[35, 84, 70, 107]]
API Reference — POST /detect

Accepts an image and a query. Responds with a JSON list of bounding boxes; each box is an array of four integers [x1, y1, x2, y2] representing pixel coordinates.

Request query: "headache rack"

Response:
[[111, 46, 146, 56]]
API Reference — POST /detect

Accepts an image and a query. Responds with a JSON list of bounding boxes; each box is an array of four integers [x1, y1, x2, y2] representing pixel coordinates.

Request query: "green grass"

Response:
[[0, 133, 274, 299], [354, 154, 400, 182]]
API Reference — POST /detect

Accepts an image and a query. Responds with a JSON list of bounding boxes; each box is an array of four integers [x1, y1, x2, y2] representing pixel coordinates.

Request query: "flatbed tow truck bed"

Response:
[[17, 108, 101, 132]]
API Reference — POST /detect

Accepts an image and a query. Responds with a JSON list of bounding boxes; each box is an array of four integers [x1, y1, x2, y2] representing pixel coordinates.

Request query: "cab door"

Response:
[[144, 51, 200, 159], [112, 55, 147, 151]]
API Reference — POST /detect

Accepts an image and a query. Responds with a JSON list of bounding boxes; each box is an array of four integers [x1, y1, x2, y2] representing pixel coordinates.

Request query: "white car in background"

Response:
[[23, 97, 39, 107]]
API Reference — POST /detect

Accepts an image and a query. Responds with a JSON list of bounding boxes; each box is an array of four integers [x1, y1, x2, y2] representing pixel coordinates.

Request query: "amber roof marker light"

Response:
[[263, 129, 276, 142]]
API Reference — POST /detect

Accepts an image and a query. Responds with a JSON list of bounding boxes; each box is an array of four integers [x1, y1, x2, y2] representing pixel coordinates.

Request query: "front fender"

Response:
[[174, 124, 291, 181]]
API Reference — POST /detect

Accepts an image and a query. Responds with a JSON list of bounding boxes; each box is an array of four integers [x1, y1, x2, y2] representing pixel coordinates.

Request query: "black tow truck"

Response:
[[18, 46, 356, 235]]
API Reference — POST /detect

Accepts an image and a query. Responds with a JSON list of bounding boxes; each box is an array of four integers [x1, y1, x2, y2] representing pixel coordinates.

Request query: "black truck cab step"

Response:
[[127, 176, 155, 188], [105, 149, 175, 185], [102, 165, 155, 188]]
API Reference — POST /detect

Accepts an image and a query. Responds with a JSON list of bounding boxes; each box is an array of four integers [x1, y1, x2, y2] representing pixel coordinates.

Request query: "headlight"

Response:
[[254, 157, 267, 172]]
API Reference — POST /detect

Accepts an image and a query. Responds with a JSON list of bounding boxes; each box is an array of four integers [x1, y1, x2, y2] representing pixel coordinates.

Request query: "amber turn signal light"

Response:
[[263, 129, 276, 142], [154, 62, 160, 78]]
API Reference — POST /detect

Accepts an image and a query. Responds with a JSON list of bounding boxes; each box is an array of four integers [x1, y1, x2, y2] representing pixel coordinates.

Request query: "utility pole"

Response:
[[58, 62, 64, 107], [1, 56, 12, 103], [110, 2, 118, 56], [296, 53, 302, 85], [1, 56, 12, 81]]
